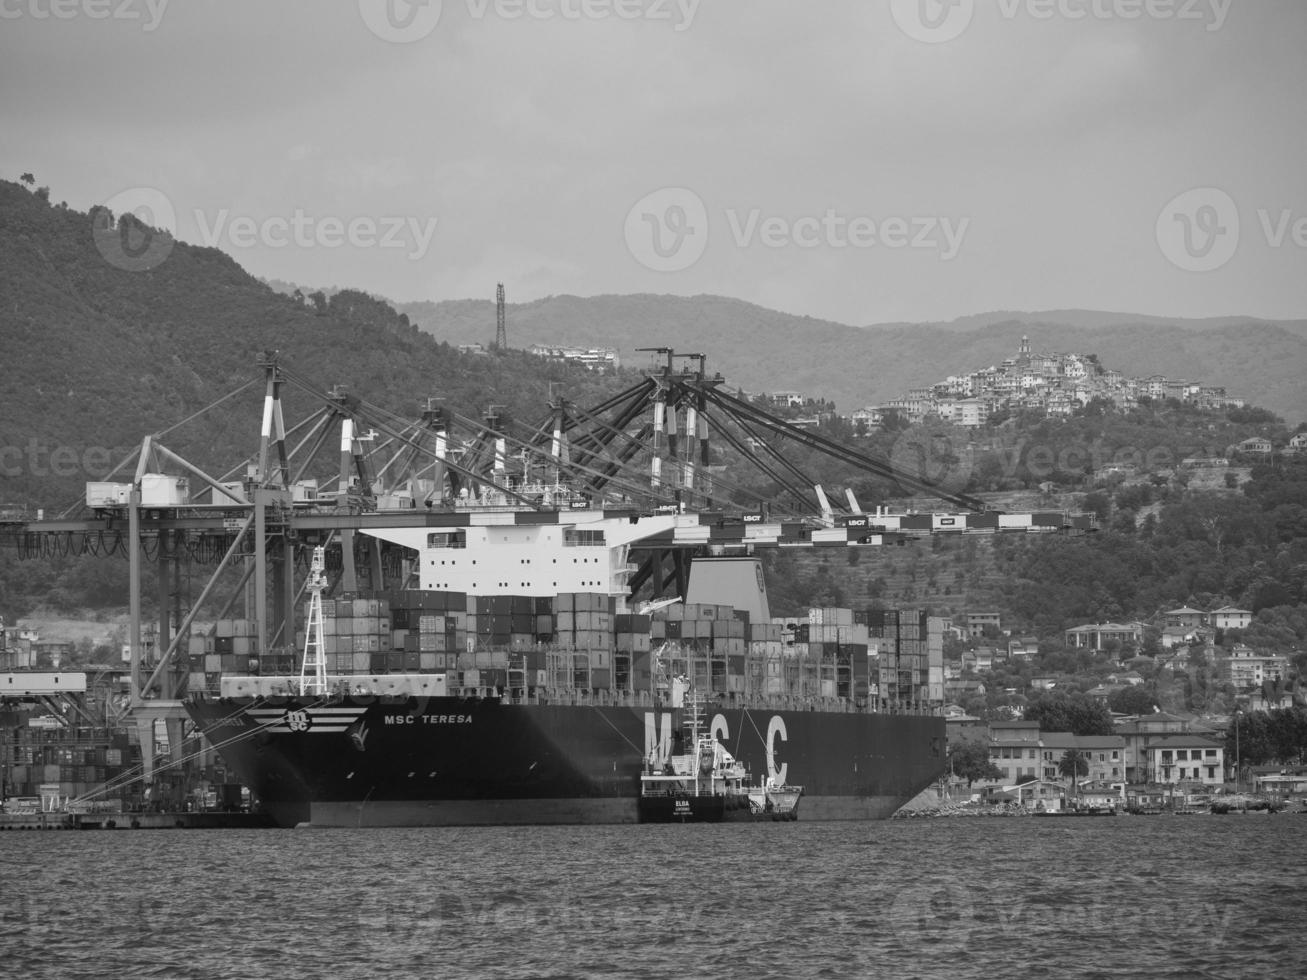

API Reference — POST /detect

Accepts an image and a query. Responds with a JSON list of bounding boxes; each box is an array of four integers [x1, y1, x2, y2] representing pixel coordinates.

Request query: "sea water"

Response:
[[1, 815, 1302, 979]]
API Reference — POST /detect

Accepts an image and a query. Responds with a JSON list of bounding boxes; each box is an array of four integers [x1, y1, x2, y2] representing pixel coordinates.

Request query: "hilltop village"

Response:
[[752, 336, 1248, 433], [876, 335, 1245, 427]]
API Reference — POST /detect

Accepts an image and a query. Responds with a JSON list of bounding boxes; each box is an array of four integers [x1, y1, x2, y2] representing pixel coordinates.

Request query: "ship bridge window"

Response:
[[428, 531, 467, 549], [564, 529, 606, 547]]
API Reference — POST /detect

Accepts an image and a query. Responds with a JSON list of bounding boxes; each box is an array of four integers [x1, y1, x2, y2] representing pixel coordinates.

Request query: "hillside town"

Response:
[[933, 602, 1305, 815], [874, 336, 1246, 428]]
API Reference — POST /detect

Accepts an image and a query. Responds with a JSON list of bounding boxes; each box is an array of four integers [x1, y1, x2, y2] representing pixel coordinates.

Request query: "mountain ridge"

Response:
[[388, 294, 1307, 422]]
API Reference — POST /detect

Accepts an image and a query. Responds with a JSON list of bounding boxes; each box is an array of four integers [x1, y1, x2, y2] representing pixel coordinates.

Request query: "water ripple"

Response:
[[0, 817, 1303, 979]]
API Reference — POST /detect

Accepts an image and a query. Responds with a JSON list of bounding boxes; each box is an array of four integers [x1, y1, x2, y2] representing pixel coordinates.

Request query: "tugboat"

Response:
[[638, 693, 802, 823]]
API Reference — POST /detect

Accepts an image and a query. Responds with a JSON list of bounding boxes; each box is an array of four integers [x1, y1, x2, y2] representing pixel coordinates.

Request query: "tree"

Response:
[[949, 740, 1003, 786], [1225, 711, 1274, 769], [1108, 685, 1158, 716], [880, 409, 910, 433], [1058, 748, 1089, 797], [1024, 691, 1113, 735], [20, 172, 35, 185]]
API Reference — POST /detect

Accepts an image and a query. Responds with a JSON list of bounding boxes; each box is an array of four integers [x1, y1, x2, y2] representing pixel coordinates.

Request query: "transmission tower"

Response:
[[495, 282, 506, 350]]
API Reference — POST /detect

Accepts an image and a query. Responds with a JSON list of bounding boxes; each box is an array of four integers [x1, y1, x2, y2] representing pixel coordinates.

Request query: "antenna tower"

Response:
[[495, 282, 507, 350]]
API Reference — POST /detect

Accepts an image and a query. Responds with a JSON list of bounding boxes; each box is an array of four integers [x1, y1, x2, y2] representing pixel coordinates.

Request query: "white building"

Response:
[[1210, 607, 1253, 630], [1145, 736, 1225, 786]]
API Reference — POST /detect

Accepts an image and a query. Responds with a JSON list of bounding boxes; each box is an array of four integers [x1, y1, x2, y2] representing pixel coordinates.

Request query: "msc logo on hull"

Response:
[[644, 711, 789, 785], [248, 706, 368, 734]]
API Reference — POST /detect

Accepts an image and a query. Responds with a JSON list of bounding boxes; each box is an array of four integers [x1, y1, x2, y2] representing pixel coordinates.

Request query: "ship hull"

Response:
[[186, 694, 944, 828], [637, 794, 800, 823]]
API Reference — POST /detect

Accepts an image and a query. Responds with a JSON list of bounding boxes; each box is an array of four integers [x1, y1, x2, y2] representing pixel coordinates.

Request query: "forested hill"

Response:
[[0, 180, 630, 507]]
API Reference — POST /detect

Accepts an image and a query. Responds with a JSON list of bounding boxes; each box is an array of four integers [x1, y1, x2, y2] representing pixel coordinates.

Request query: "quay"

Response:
[[0, 810, 275, 831]]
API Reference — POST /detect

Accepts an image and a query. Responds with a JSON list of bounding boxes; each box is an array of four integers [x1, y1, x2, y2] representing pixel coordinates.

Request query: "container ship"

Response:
[[12, 349, 1092, 823], [185, 509, 949, 828]]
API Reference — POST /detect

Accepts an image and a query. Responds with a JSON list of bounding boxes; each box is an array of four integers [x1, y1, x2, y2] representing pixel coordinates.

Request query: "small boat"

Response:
[[638, 696, 802, 823]]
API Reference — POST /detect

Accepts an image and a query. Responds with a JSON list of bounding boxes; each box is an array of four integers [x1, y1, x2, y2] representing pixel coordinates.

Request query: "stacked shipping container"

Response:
[[182, 592, 943, 711]]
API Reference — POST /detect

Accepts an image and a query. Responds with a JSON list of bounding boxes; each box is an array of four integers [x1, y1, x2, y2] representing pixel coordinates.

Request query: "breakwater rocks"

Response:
[[893, 801, 1036, 818]]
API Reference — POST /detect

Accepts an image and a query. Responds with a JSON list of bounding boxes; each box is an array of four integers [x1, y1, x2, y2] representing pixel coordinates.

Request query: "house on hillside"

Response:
[[1231, 436, 1272, 456], [1086, 683, 1125, 702], [1246, 687, 1295, 712], [944, 678, 986, 702], [1064, 622, 1146, 651], [1160, 624, 1215, 650], [1008, 636, 1039, 661], [1210, 606, 1253, 630], [1223, 644, 1289, 689], [1163, 606, 1207, 629], [965, 612, 1001, 638]]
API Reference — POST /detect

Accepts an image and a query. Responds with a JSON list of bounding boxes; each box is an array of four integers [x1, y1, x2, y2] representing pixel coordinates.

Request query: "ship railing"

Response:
[[501, 688, 660, 708], [493, 686, 941, 715]]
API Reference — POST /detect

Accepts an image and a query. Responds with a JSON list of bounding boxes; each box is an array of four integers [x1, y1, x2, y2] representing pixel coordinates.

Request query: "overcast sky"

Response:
[[2, 0, 1303, 325]]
